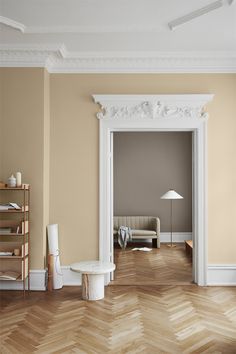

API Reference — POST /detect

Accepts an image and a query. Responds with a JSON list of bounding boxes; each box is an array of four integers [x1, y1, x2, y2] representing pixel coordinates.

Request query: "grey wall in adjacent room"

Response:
[[113, 132, 192, 232]]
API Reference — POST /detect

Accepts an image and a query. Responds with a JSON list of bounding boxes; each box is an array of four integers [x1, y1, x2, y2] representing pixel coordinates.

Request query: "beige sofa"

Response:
[[113, 216, 160, 248]]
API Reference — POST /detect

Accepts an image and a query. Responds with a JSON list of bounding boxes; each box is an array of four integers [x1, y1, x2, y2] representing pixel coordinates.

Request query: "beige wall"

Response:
[[50, 75, 99, 265], [1, 70, 236, 266], [113, 132, 192, 232], [0, 68, 49, 269], [50, 74, 236, 265]]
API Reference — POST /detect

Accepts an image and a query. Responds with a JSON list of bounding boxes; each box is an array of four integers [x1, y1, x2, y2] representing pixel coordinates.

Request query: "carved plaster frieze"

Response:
[[94, 96, 212, 120]]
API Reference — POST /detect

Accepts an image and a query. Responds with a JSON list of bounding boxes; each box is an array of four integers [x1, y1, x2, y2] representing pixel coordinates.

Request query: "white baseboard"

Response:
[[0, 266, 100, 290], [114, 232, 192, 243], [207, 265, 236, 286], [0, 270, 46, 291], [61, 266, 81, 286], [0, 267, 82, 290], [1, 262, 235, 290], [160, 232, 192, 243]]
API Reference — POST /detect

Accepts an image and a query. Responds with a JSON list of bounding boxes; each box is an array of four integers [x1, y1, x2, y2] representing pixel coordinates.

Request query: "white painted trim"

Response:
[[168, 0, 224, 30], [61, 266, 81, 286], [94, 94, 213, 286], [0, 44, 236, 73], [160, 232, 192, 243], [0, 16, 25, 33], [207, 265, 236, 286], [0, 270, 46, 291], [1, 265, 235, 289], [168, 0, 234, 31], [0, 267, 83, 290], [114, 232, 192, 243]]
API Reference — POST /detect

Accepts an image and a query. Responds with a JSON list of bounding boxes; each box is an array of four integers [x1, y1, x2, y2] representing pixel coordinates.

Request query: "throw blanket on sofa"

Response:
[[118, 226, 132, 249]]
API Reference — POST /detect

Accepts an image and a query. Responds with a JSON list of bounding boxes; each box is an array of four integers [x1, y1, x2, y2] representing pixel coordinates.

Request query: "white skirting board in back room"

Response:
[[114, 232, 192, 243], [159, 232, 192, 243]]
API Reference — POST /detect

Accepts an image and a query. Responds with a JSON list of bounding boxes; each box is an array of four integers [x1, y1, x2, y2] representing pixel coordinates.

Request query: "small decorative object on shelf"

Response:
[[0, 183, 30, 295], [16, 172, 22, 187], [7, 175, 16, 188], [13, 248, 20, 256], [0, 181, 5, 188]]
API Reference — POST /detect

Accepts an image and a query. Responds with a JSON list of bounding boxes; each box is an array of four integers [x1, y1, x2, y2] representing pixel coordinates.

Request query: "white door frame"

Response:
[[93, 94, 213, 286]]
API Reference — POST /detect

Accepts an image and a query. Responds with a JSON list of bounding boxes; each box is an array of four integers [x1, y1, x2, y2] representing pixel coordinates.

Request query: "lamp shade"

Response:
[[160, 189, 183, 200]]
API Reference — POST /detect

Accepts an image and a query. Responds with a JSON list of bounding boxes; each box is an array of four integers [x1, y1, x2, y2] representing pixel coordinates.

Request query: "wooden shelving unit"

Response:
[[0, 184, 30, 295]]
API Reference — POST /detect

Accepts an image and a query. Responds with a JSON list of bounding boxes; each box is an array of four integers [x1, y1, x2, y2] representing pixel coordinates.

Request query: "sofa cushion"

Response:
[[131, 229, 157, 236]]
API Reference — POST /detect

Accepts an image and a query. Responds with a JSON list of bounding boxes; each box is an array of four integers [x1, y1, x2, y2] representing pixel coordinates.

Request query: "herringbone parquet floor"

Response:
[[112, 243, 193, 285], [1, 285, 236, 353]]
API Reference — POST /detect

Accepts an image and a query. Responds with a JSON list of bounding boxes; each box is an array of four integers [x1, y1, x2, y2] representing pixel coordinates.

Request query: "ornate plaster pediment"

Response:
[[93, 94, 213, 120]]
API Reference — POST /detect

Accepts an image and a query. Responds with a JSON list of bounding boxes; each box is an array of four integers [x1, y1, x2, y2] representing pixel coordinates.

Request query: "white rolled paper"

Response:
[[47, 224, 63, 289]]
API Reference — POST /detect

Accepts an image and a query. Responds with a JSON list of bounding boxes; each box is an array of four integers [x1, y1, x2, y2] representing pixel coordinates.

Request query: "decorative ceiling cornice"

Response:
[[93, 94, 214, 120], [0, 45, 236, 73], [0, 16, 25, 33]]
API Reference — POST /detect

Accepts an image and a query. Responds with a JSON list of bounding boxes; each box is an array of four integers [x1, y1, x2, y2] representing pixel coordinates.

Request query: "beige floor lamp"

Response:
[[161, 189, 183, 248]]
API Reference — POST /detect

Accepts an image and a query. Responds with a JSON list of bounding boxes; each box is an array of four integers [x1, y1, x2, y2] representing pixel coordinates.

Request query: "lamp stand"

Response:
[[167, 199, 176, 248]]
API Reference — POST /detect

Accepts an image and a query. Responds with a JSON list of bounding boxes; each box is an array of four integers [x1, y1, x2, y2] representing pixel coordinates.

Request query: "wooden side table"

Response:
[[70, 261, 115, 300], [185, 240, 193, 259]]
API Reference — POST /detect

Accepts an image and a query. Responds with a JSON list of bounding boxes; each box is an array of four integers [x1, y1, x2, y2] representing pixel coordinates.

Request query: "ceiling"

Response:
[[0, 0, 236, 72]]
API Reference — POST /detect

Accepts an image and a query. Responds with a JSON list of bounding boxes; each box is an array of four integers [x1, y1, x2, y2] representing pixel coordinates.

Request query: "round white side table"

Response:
[[70, 261, 115, 300]]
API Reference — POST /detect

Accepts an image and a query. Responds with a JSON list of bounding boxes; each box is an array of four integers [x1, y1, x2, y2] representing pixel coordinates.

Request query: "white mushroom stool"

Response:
[[70, 261, 116, 301]]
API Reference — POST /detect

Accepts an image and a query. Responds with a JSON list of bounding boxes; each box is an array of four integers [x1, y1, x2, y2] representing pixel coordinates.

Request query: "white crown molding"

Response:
[[93, 94, 213, 120], [0, 44, 66, 68], [0, 16, 25, 33], [1, 44, 236, 73]]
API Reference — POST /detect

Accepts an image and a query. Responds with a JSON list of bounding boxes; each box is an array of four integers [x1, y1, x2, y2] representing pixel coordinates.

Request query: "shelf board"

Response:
[[0, 184, 30, 191], [0, 233, 29, 236], [0, 206, 29, 213], [0, 275, 29, 281], [0, 255, 28, 259]]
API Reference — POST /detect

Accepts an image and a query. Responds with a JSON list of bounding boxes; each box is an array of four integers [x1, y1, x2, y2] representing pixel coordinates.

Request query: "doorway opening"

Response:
[[112, 131, 193, 285], [93, 94, 213, 286]]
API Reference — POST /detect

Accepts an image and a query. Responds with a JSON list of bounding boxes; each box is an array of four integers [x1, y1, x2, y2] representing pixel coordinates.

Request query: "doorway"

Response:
[[93, 94, 213, 286], [112, 131, 193, 285]]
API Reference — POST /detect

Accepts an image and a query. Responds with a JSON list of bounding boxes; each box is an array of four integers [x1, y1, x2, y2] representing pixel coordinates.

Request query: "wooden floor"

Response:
[[112, 243, 193, 285], [1, 244, 235, 353], [1, 285, 236, 353]]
